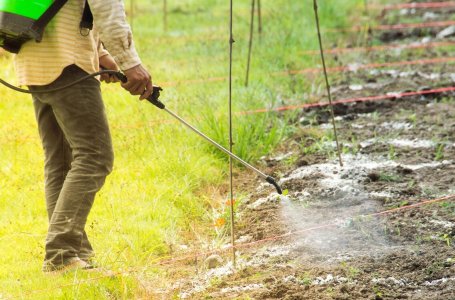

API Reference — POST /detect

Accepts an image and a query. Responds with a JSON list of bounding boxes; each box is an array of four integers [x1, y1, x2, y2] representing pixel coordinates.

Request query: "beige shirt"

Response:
[[15, 0, 141, 86]]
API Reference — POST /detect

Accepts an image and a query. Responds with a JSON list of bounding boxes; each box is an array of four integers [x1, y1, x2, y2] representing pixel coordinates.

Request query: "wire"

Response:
[[0, 70, 125, 94]]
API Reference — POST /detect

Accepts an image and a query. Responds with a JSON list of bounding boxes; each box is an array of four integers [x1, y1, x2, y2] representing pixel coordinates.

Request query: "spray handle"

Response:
[[109, 70, 165, 109], [146, 86, 165, 109], [114, 71, 128, 83]]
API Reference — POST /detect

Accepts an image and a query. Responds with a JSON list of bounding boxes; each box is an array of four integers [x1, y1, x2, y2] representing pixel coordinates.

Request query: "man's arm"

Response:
[[87, 0, 152, 99]]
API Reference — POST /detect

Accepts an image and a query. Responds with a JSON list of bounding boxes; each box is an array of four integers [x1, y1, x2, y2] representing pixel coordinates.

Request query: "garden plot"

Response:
[[164, 90, 455, 300], [152, 4, 455, 299]]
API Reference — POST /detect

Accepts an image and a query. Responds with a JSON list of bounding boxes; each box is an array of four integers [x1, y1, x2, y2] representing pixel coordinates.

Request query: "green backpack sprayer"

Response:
[[0, 0, 283, 194], [0, 0, 69, 53]]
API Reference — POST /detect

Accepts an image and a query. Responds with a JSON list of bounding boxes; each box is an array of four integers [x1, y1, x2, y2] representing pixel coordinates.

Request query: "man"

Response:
[[14, 0, 152, 273]]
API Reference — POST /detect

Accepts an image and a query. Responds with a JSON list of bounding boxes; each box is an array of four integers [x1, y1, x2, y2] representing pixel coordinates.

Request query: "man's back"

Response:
[[15, 0, 99, 86]]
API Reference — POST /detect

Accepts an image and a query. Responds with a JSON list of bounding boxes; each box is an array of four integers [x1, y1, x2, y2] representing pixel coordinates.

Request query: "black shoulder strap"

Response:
[[32, 0, 69, 40], [80, 0, 94, 32]]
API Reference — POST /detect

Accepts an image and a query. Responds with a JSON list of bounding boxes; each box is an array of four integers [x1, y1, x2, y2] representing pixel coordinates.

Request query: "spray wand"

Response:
[[114, 73, 282, 194], [127, 82, 283, 195]]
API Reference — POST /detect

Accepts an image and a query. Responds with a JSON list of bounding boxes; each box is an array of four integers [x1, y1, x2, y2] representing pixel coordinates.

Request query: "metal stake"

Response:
[[228, 0, 236, 267], [313, 0, 343, 167]]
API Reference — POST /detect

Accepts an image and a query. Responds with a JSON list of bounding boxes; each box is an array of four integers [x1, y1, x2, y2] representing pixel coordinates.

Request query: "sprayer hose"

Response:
[[0, 70, 124, 94]]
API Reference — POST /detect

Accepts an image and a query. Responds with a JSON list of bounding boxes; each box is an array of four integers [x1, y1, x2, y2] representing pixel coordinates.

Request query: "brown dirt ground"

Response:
[[149, 3, 455, 300]]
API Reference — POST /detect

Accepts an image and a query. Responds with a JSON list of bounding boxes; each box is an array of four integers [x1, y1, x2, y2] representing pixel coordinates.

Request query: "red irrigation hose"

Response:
[[328, 20, 455, 32], [374, 1, 455, 11], [274, 56, 455, 76], [122, 86, 455, 127], [239, 86, 455, 115], [300, 41, 455, 56]]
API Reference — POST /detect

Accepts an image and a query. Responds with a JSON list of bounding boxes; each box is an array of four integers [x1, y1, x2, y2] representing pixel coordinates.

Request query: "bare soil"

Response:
[[152, 4, 455, 300]]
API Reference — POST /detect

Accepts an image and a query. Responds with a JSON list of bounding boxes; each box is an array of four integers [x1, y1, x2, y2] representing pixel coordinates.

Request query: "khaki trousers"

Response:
[[30, 65, 113, 267]]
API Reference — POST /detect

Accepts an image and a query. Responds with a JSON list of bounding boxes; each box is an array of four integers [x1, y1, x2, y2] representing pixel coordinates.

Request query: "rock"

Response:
[[437, 25, 455, 39], [349, 84, 363, 91], [299, 116, 311, 126], [423, 12, 438, 21], [367, 172, 380, 182], [204, 254, 224, 269]]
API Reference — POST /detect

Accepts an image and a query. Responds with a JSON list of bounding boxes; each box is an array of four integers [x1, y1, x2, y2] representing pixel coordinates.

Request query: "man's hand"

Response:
[[122, 65, 153, 100], [99, 54, 120, 83]]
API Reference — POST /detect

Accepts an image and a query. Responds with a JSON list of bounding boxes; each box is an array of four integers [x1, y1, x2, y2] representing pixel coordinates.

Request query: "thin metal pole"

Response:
[[245, 0, 255, 87], [228, 0, 236, 267], [313, 0, 343, 167], [257, 0, 262, 35]]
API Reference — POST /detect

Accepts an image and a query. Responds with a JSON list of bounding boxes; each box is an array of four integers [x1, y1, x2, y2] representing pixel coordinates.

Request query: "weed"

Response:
[[441, 233, 452, 247], [296, 272, 313, 285], [425, 261, 444, 276], [434, 143, 445, 161], [340, 261, 361, 281], [373, 286, 383, 299], [378, 172, 401, 182], [407, 113, 417, 126], [209, 276, 224, 287], [407, 179, 416, 189], [388, 145, 396, 160], [440, 96, 454, 104], [347, 266, 361, 280], [370, 111, 380, 121], [422, 187, 439, 197], [440, 201, 455, 214], [284, 154, 299, 167], [341, 134, 360, 154]]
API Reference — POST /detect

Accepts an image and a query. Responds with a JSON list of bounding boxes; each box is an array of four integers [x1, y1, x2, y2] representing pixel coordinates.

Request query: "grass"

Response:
[[0, 0, 378, 298]]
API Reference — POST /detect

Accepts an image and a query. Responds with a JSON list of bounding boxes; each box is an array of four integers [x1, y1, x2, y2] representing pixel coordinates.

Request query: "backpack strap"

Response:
[[80, 0, 93, 35], [31, 0, 69, 41]]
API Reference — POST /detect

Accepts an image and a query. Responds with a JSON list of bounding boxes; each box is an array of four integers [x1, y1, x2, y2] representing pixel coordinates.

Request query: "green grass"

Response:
[[0, 0, 378, 298]]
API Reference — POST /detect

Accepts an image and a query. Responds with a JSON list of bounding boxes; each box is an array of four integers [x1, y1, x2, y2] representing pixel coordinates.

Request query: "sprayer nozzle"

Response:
[[266, 176, 283, 195]]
